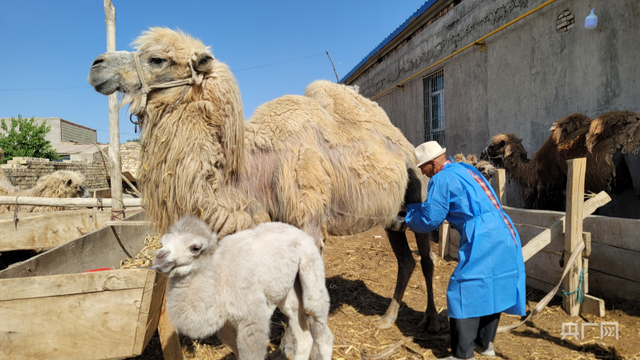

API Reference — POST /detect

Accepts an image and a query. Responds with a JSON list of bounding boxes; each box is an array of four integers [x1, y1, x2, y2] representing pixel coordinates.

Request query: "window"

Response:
[[423, 69, 445, 146]]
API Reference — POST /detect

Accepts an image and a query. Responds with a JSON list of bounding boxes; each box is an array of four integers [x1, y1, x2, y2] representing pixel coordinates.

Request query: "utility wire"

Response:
[[0, 52, 327, 91]]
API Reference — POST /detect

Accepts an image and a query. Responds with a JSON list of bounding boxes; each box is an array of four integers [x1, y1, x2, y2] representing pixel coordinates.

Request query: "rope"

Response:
[[562, 268, 584, 304]]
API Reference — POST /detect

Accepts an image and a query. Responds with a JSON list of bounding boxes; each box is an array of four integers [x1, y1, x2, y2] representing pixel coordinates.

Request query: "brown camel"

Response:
[[483, 111, 640, 211], [453, 153, 496, 181], [87, 27, 440, 341]]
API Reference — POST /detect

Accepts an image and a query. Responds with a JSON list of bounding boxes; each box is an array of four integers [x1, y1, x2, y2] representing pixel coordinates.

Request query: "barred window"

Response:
[[423, 69, 444, 146]]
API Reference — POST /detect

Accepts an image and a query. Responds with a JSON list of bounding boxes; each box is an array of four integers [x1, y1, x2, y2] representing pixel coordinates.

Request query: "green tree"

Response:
[[0, 115, 61, 164]]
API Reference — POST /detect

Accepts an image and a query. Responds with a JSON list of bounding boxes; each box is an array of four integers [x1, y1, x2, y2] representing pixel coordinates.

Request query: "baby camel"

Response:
[[152, 216, 333, 360]]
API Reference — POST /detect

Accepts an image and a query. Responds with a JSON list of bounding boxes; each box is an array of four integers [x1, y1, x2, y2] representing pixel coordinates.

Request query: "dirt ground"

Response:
[[136, 226, 640, 360]]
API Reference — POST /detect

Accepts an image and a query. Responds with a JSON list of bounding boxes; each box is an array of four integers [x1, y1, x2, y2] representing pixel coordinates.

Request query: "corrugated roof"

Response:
[[340, 0, 439, 84]]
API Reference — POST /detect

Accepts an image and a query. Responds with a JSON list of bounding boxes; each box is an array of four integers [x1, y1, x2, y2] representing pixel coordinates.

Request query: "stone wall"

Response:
[[1, 157, 109, 190], [120, 142, 141, 179]]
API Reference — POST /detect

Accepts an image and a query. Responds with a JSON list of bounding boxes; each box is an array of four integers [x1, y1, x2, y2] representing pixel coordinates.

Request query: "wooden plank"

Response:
[[588, 243, 640, 283], [158, 294, 184, 360], [105, 221, 152, 226], [582, 258, 589, 294], [0, 196, 142, 208], [520, 191, 609, 262], [581, 294, 605, 317], [0, 269, 148, 301], [0, 289, 142, 360], [0, 210, 98, 252], [564, 158, 586, 316], [0, 211, 153, 279], [438, 221, 450, 258], [141, 273, 168, 355], [492, 168, 507, 205], [448, 228, 460, 259], [504, 206, 563, 227], [526, 251, 563, 285], [583, 216, 640, 252], [589, 269, 640, 304], [517, 224, 591, 258], [526, 276, 558, 295]]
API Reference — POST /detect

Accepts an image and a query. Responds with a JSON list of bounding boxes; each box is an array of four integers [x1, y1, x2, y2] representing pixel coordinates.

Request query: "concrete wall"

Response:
[[352, 0, 640, 208], [354, 0, 640, 155]]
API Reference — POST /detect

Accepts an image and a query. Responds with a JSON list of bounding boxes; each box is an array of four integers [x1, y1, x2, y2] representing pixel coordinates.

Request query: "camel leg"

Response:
[[415, 231, 440, 333], [236, 319, 271, 360], [374, 228, 415, 329], [216, 323, 239, 356], [277, 281, 313, 360]]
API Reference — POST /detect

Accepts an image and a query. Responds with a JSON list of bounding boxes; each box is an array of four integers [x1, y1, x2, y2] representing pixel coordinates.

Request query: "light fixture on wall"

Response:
[[585, 8, 597, 29]]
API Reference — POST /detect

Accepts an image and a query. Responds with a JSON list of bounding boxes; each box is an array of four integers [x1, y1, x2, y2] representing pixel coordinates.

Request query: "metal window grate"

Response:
[[423, 69, 444, 147]]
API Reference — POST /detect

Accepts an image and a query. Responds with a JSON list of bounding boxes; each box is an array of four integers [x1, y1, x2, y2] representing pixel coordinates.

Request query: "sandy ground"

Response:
[[135, 226, 640, 360]]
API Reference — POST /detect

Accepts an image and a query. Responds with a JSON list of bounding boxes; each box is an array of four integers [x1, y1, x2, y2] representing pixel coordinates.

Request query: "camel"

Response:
[[453, 153, 496, 181], [482, 111, 640, 211], [154, 217, 333, 360], [87, 27, 440, 343], [0, 170, 91, 213]]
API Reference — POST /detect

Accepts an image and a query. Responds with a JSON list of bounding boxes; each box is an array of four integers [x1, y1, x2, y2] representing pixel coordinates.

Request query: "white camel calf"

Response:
[[152, 216, 333, 360]]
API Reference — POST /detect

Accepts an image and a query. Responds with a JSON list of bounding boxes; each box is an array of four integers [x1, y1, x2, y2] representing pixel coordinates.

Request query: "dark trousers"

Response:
[[449, 313, 501, 359]]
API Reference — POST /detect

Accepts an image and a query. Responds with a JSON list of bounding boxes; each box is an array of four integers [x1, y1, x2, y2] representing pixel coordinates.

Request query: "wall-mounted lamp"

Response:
[[585, 8, 597, 29]]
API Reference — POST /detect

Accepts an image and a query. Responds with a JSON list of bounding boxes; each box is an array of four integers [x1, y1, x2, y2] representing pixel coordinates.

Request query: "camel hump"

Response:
[[586, 111, 640, 152], [550, 113, 591, 145]]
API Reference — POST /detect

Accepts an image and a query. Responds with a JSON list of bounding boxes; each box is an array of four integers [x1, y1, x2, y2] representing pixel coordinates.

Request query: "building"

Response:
[[0, 117, 97, 146], [342, 0, 639, 155], [341, 0, 640, 210]]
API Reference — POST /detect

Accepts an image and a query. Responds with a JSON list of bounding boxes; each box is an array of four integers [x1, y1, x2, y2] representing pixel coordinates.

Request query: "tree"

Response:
[[0, 115, 61, 164]]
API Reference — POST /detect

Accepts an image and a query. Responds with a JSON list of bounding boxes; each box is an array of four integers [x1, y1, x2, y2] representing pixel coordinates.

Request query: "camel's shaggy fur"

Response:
[[88, 27, 440, 336], [153, 216, 333, 360], [484, 111, 640, 210], [0, 170, 90, 213], [453, 153, 496, 180]]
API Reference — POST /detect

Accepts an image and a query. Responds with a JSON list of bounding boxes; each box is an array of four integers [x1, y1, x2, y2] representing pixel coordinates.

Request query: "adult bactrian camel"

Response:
[[0, 170, 91, 213], [87, 27, 440, 340], [482, 111, 640, 211]]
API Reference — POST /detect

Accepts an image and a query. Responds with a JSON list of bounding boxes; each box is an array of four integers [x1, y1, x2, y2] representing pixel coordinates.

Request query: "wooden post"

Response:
[[438, 221, 450, 258], [563, 158, 585, 316], [158, 295, 184, 359], [492, 169, 507, 205], [104, 0, 124, 220]]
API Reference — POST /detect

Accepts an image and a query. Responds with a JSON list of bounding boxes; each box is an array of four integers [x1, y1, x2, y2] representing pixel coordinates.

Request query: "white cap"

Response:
[[415, 141, 446, 167]]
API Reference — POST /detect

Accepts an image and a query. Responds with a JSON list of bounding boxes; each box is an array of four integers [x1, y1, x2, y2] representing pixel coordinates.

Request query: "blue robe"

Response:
[[405, 161, 527, 319]]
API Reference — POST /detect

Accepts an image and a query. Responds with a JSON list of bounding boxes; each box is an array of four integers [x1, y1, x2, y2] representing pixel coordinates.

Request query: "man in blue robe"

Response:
[[405, 141, 526, 360]]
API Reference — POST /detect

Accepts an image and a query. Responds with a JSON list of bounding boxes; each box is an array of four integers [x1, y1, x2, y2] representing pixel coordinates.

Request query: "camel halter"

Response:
[[131, 52, 205, 117]]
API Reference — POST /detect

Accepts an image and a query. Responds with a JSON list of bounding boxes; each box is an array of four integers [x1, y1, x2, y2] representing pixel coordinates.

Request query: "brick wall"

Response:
[[1, 157, 109, 190], [121, 142, 141, 178], [60, 121, 97, 144]]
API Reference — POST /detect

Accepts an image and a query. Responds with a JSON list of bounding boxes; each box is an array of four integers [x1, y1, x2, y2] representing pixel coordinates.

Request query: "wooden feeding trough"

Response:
[[0, 211, 182, 360]]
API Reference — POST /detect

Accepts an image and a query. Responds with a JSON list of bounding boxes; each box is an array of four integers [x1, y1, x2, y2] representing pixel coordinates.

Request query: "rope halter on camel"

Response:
[[131, 52, 205, 117]]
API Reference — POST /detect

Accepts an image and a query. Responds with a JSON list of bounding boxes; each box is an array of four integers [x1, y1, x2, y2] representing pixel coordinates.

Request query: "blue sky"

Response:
[[0, 1, 427, 143]]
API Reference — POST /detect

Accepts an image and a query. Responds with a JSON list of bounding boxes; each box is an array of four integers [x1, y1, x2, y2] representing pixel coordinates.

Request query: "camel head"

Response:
[[88, 27, 245, 182], [153, 215, 217, 277], [482, 133, 527, 168], [88, 27, 216, 116]]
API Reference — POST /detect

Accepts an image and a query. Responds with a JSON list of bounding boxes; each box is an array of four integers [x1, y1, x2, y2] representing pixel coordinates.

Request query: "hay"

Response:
[[119, 233, 162, 269]]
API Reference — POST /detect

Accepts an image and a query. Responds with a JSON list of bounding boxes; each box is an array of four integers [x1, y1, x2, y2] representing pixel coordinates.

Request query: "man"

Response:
[[405, 141, 526, 360]]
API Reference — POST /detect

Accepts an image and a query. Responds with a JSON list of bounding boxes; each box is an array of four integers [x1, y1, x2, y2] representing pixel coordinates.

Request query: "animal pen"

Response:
[[441, 159, 640, 317]]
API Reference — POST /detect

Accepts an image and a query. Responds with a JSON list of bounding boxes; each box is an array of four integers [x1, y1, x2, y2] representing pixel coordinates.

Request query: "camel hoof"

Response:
[[419, 314, 441, 334], [267, 348, 290, 360], [373, 314, 397, 330]]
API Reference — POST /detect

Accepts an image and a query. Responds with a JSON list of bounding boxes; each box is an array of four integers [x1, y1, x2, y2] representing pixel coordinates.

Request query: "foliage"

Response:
[[126, 138, 141, 143], [0, 115, 61, 164]]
